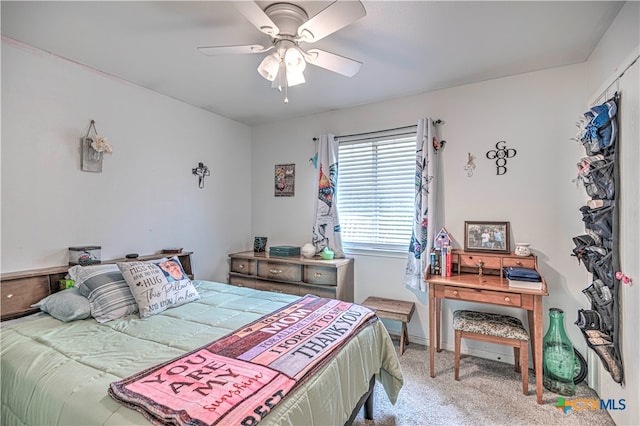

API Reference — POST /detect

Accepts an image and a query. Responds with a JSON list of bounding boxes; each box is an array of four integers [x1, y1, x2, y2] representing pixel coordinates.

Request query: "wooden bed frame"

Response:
[[0, 252, 376, 423], [0, 252, 193, 321]]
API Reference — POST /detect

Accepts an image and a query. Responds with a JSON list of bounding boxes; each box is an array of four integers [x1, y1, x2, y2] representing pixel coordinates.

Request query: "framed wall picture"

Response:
[[274, 164, 295, 197], [464, 221, 510, 253]]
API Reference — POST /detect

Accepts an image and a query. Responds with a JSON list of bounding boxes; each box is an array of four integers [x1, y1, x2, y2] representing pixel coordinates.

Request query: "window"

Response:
[[337, 133, 416, 252]]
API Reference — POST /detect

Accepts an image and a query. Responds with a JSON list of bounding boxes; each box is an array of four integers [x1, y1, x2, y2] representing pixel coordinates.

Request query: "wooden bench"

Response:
[[361, 296, 415, 355]]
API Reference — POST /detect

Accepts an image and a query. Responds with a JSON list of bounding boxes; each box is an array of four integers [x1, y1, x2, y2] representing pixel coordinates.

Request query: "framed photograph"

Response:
[[464, 221, 510, 253], [274, 164, 295, 197]]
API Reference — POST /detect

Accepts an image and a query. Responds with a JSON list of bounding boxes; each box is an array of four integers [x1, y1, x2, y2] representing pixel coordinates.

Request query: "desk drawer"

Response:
[[502, 257, 536, 269], [458, 254, 501, 270], [444, 286, 521, 307], [258, 262, 302, 282]]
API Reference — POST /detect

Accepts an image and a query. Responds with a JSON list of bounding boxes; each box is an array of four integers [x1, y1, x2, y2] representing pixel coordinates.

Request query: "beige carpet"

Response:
[[353, 342, 616, 426]]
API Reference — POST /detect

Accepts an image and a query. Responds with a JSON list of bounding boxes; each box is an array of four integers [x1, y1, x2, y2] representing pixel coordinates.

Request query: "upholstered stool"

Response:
[[452, 310, 530, 395]]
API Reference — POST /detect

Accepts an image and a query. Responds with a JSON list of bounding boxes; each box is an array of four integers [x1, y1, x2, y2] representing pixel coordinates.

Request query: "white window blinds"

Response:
[[337, 132, 416, 252]]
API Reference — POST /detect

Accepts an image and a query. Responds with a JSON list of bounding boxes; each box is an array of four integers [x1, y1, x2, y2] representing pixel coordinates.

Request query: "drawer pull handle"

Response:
[[314, 272, 322, 278], [515, 261, 522, 266], [269, 269, 282, 274], [504, 296, 511, 302], [453, 290, 459, 296], [238, 264, 245, 269], [6, 294, 13, 298]]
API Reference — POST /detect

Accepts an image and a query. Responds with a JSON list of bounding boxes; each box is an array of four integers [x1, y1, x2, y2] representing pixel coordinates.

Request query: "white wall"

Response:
[[1, 38, 253, 281], [251, 2, 639, 421], [582, 2, 639, 424], [252, 63, 590, 358]]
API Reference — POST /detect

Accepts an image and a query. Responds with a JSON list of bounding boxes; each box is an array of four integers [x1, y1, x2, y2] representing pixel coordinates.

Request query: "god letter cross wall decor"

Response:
[[486, 141, 517, 175]]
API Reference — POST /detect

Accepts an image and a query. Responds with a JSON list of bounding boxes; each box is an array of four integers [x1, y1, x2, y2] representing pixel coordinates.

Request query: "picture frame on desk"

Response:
[[464, 221, 510, 254]]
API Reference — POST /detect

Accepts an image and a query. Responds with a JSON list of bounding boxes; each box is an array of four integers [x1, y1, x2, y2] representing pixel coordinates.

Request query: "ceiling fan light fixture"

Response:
[[257, 53, 280, 81], [286, 68, 305, 87], [284, 47, 306, 73]]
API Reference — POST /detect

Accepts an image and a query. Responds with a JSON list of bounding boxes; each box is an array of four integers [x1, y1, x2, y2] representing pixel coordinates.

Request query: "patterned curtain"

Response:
[[312, 134, 344, 257], [403, 118, 440, 291]]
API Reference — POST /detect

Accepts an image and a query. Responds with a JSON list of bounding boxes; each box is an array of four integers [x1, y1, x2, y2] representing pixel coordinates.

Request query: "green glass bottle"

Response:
[[543, 308, 576, 395]]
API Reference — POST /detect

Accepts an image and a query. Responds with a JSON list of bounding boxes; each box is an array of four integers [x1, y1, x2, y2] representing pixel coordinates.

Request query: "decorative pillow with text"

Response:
[[117, 257, 199, 318]]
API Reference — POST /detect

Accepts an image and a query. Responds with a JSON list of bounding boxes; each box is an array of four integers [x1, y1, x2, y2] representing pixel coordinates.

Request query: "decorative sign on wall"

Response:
[[275, 163, 295, 197], [486, 141, 517, 175]]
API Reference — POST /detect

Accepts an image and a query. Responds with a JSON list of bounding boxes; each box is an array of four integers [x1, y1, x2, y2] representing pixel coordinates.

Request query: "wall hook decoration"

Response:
[[464, 152, 476, 177], [81, 119, 113, 173], [615, 271, 632, 285], [486, 141, 517, 175], [192, 162, 210, 189]]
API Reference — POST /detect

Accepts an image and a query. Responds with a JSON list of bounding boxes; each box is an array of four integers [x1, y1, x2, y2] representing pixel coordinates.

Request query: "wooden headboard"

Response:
[[0, 251, 193, 321]]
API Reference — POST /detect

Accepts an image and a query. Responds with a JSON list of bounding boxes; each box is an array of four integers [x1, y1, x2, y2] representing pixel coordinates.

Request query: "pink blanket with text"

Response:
[[109, 295, 376, 426]]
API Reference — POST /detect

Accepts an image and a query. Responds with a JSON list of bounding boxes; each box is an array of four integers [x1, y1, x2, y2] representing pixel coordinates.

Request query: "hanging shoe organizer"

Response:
[[571, 92, 623, 384]]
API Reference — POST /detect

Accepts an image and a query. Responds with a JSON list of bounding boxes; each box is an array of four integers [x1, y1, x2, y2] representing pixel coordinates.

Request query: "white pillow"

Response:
[[31, 287, 91, 322], [117, 256, 199, 318]]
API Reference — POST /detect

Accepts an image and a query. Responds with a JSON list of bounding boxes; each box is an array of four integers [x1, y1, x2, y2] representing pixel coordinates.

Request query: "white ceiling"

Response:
[[1, 1, 624, 126]]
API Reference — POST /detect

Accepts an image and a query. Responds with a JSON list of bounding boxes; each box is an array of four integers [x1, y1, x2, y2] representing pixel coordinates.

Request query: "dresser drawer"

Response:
[[1, 276, 51, 319], [228, 275, 256, 289], [304, 266, 337, 286], [458, 254, 502, 270], [230, 258, 255, 275], [300, 284, 337, 299], [255, 281, 300, 295], [258, 262, 302, 282], [502, 257, 536, 269], [444, 286, 521, 307]]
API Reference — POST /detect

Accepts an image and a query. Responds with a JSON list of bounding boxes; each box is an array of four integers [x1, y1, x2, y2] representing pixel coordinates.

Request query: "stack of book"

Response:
[[503, 266, 543, 290], [429, 246, 453, 277]]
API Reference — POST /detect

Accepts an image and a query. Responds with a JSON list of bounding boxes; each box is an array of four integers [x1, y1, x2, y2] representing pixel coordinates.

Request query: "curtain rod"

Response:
[[312, 119, 443, 141]]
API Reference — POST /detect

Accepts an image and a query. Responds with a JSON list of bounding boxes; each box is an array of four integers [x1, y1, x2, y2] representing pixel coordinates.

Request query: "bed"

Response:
[[1, 271, 403, 425]]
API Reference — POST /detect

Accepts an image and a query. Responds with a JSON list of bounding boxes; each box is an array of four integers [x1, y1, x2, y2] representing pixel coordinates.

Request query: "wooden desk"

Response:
[[426, 251, 548, 404]]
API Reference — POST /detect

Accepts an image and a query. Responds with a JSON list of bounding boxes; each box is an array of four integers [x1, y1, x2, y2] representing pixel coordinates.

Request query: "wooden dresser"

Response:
[[228, 251, 354, 302], [1, 251, 193, 321]]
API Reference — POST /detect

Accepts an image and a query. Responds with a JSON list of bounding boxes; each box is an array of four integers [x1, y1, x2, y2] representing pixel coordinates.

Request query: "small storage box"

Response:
[[69, 245, 101, 265], [269, 246, 301, 257]]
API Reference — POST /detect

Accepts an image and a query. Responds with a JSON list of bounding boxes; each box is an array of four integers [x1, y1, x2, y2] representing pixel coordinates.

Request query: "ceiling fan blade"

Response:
[[304, 49, 362, 77], [233, 1, 279, 36], [297, 1, 366, 43], [197, 44, 273, 56]]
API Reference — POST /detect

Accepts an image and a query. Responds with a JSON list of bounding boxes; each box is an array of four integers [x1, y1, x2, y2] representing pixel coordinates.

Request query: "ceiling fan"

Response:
[[197, 1, 366, 103]]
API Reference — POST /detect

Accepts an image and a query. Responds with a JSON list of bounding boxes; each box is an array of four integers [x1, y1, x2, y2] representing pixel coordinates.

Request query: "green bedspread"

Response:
[[1, 281, 403, 426]]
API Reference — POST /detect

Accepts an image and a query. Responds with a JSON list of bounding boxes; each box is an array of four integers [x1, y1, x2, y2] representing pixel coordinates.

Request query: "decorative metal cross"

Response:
[[192, 162, 210, 189]]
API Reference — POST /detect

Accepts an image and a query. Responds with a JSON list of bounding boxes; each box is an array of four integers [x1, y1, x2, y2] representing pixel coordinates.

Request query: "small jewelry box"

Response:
[[69, 246, 102, 265]]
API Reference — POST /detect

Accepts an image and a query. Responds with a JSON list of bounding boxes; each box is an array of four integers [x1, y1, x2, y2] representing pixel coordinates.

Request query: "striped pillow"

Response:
[[71, 264, 139, 323]]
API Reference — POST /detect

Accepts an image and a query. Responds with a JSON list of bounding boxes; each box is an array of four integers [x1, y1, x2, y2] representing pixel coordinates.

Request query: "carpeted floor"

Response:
[[353, 342, 616, 426]]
